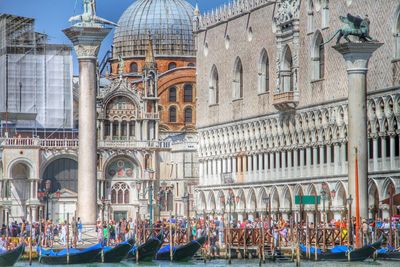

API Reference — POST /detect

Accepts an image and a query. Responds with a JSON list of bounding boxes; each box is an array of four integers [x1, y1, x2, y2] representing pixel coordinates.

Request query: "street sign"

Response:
[[295, 195, 321, 205]]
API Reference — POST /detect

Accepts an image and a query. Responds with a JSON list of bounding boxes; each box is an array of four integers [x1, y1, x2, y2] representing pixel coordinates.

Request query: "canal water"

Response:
[[14, 259, 400, 267]]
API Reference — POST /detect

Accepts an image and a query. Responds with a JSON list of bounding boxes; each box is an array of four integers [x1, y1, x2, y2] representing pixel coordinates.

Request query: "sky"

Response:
[[0, 0, 227, 74]]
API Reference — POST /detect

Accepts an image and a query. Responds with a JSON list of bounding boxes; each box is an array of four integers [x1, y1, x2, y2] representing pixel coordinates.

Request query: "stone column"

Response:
[[390, 134, 396, 169], [64, 26, 111, 226], [334, 42, 383, 219]]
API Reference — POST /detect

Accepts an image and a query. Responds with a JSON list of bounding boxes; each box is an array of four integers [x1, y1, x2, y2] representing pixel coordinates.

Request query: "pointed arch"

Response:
[[281, 45, 293, 92], [209, 65, 219, 105], [270, 186, 280, 211], [258, 49, 269, 93], [281, 186, 293, 210], [198, 191, 207, 211], [368, 179, 380, 218], [233, 57, 243, 99], [208, 191, 216, 211], [236, 189, 246, 211], [311, 30, 325, 80], [334, 181, 347, 207], [247, 189, 257, 210], [394, 5, 400, 58]]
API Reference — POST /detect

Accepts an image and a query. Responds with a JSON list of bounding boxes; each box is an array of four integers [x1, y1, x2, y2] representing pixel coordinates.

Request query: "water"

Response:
[[14, 259, 400, 267]]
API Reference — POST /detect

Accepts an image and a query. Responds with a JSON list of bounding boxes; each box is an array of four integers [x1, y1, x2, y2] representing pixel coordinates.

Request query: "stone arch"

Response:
[[233, 57, 243, 99], [216, 190, 225, 211], [198, 191, 207, 211], [281, 45, 294, 93], [368, 179, 380, 218], [258, 48, 269, 93], [208, 191, 217, 212], [281, 185, 293, 211], [41, 157, 78, 194], [236, 189, 246, 211], [334, 181, 347, 208], [270, 186, 280, 211], [209, 65, 219, 105], [311, 30, 325, 80], [247, 189, 257, 211], [382, 177, 396, 198], [8, 159, 33, 219], [257, 187, 268, 209], [394, 4, 400, 58]]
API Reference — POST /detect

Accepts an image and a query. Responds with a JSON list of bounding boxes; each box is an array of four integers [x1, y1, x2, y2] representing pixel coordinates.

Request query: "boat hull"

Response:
[[0, 244, 25, 267], [155, 235, 207, 261], [39, 247, 102, 265]]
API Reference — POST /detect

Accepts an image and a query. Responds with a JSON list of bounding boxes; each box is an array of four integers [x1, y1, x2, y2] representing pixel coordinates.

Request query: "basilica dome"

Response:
[[113, 0, 195, 58]]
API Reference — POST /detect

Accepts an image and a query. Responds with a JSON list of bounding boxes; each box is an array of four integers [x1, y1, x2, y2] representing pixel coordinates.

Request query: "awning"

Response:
[[382, 193, 400, 206]]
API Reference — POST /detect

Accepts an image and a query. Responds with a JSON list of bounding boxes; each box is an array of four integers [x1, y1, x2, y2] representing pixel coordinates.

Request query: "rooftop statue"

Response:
[[69, 0, 117, 27], [323, 13, 375, 45]]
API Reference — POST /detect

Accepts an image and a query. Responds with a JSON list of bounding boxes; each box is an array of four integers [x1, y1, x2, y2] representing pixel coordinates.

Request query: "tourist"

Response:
[[77, 217, 83, 243]]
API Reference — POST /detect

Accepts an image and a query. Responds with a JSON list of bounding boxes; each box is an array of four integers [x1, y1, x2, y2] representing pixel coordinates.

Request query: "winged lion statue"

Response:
[[322, 14, 375, 45]]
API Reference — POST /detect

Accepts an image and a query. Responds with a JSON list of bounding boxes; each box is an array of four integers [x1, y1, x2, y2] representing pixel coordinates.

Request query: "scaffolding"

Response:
[[0, 14, 74, 137]]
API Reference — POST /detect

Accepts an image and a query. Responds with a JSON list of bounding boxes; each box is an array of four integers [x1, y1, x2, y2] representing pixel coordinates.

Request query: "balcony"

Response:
[[98, 140, 171, 149], [272, 91, 299, 111]]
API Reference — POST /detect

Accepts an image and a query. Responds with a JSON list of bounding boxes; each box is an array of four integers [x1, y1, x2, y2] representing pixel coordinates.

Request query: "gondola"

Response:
[[39, 243, 102, 265], [94, 238, 135, 263], [155, 235, 207, 261], [299, 236, 383, 261], [125, 231, 163, 262], [377, 246, 400, 261], [0, 243, 25, 267]]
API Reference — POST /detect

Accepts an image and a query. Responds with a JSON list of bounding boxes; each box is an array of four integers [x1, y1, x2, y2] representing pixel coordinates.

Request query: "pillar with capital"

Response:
[[63, 2, 115, 226], [333, 42, 383, 219]]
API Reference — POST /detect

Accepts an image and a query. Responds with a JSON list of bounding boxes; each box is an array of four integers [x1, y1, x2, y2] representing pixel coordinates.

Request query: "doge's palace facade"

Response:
[[194, 0, 400, 222]]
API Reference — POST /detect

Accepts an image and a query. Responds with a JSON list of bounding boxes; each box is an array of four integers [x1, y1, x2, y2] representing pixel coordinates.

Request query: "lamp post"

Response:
[[221, 189, 234, 264], [38, 180, 61, 220], [347, 195, 353, 248], [320, 190, 327, 223], [182, 193, 190, 241]]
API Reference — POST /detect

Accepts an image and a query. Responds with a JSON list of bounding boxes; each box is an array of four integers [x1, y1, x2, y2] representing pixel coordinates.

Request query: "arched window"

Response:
[[184, 107, 193, 123], [169, 106, 177, 122], [395, 8, 400, 58], [209, 65, 219, 105], [281, 46, 294, 92], [307, 0, 315, 33], [233, 57, 243, 99], [311, 32, 325, 80], [321, 0, 330, 28], [168, 87, 177, 102], [168, 62, 177, 70], [130, 62, 138, 73], [258, 49, 269, 93], [183, 84, 193, 102], [111, 182, 130, 204]]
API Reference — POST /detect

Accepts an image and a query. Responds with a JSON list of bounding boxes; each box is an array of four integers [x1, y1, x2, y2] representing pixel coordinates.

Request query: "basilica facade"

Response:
[[0, 0, 199, 224], [195, 0, 400, 222]]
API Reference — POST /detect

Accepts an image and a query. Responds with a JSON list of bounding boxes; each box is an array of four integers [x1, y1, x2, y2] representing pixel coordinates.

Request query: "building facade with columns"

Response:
[[0, 0, 199, 224], [195, 0, 400, 222]]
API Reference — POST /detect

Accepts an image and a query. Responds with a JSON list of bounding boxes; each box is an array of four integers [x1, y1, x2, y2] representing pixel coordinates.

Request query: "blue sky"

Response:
[[0, 0, 227, 74]]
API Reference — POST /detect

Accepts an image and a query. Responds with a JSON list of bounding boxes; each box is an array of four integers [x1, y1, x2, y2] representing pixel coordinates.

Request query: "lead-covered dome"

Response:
[[113, 0, 195, 58]]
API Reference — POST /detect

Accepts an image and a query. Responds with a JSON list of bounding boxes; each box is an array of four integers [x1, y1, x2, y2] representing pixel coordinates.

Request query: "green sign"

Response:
[[295, 195, 321, 205]]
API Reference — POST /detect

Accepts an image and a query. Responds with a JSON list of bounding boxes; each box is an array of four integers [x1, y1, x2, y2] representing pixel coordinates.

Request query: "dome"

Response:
[[113, 0, 195, 58]]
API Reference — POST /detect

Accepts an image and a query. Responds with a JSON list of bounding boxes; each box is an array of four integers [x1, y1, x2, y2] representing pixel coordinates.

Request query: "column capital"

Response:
[[333, 42, 383, 71]]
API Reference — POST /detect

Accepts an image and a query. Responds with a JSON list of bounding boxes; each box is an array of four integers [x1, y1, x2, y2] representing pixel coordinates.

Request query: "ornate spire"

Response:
[[144, 34, 156, 69]]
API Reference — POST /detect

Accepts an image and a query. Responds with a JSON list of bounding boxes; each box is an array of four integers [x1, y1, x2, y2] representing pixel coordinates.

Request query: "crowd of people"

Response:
[[0, 215, 399, 253]]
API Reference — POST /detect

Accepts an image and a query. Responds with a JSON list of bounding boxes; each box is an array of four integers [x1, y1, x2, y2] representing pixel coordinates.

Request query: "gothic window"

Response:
[[233, 57, 243, 99], [111, 182, 130, 204], [184, 107, 193, 123], [105, 121, 111, 138], [307, 0, 315, 33], [183, 84, 193, 102], [169, 87, 177, 102], [168, 62, 177, 70], [321, 0, 330, 28], [258, 49, 269, 93], [311, 32, 325, 80], [209, 65, 219, 105], [395, 8, 400, 58], [129, 122, 135, 138], [121, 121, 128, 137], [130, 62, 138, 73], [112, 121, 118, 138], [281, 46, 294, 92], [169, 106, 177, 122]]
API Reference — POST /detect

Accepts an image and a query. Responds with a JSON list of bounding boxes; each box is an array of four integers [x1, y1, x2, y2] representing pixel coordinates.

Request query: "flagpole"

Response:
[[354, 147, 360, 248]]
